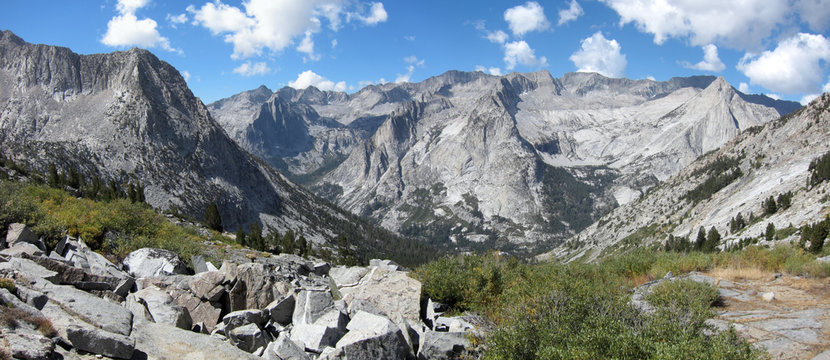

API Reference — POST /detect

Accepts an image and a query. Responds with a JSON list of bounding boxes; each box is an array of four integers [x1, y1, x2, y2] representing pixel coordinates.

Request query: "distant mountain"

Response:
[[0, 30, 432, 263], [542, 93, 830, 262], [211, 69, 799, 253]]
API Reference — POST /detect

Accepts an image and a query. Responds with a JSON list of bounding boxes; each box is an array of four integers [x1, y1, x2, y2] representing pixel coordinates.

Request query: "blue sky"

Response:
[[2, 0, 829, 104]]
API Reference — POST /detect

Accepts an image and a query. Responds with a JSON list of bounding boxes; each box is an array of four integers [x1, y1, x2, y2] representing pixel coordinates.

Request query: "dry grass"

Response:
[[629, 273, 655, 287], [710, 266, 774, 281], [0, 306, 57, 337]]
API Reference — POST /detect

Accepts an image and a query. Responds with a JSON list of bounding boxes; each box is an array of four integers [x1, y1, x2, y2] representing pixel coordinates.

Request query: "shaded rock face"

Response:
[[212, 69, 798, 252]]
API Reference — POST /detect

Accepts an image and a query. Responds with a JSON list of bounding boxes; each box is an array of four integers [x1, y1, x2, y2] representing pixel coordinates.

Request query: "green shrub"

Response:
[[0, 278, 14, 293]]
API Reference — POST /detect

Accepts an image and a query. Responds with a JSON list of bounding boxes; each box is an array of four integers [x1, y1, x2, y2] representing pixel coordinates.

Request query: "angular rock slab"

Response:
[[131, 319, 262, 359], [290, 323, 346, 353], [134, 286, 192, 330], [265, 294, 296, 326], [223, 309, 267, 332], [34, 281, 133, 336], [339, 267, 421, 324], [228, 323, 272, 353], [418, 331, 471, 360], [293, 289, 338, 326], [335, 311, 414, 360], [4, 223, 41, 249], [263, 333, 310, 360], [122, 248, 188, 278], [67, 324, 135, 359]]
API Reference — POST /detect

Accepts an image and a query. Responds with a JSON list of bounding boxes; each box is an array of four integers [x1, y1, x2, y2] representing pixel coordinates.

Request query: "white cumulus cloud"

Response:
[[167, 13, 188, 26], [600, 0, 792, 50], [799, 77, 830, 105], [569, 32, 627, 77], [232, 62, 271, 76], [738, 82, 750, 93], [796, 0, 830, 32], [102, 0, 176, 52], [476, 66, 503, 76], [737, 33, 830, 94], [189, 0, 386, 60], [297, 31, 321, 61], [682, 44, 725, 72], [289, 70, 346, 91], [181, 71, 191, 82], [558, 0, 584, 26], [504, 2, 550, 37], [486, 30, 509, 44], [503, 40, 548, 70]]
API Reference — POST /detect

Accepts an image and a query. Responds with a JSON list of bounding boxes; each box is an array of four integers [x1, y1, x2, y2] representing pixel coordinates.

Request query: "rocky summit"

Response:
[[0, 31, 413, 256], [210, 70, 799, 252], [0, 226, 472, 359]]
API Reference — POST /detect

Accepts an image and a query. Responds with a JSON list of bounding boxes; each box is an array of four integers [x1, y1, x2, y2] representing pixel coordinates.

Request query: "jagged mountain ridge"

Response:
[[543, 93, 830, 262], [0, 31, 426, 259], [211, 69, 799, 252]]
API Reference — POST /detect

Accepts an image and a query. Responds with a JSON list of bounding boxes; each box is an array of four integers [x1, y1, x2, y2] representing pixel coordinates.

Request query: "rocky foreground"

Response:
[[0, 223, 474, 359]]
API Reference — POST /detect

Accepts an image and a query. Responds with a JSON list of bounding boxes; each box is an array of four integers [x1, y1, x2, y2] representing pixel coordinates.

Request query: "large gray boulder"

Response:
[[222, 309, 267, 333], [228, 323, 272, 353], [293, 290, 338, 326], [417, 331, 470, 360], [329, 266, 369, 287], [0, 257, 60, 283], [334, 311, 414, 360], [2, 324, 55, 360], [134, 286, 192, 330], [59, 236, 129, 279], [338, 267, 421, 324], [189, 270, 226, 301], [229, 262, 289, 311], [290, 323, 346, 353], [67, 324, 135, 359], [33, 281, 133, 336], [263, 333, 310, 360], [173, 290, 223, 332], [131, 319, 262, 359], [4, 223, 42, 250], [265, 294, 296, 326], [369, 259, 402, 271], [122, 248, 188, 278], [0, 242, 43, 257]]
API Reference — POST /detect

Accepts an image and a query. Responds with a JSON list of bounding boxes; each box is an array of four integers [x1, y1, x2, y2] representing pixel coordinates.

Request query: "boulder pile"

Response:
[[0, 223, 475, 359]]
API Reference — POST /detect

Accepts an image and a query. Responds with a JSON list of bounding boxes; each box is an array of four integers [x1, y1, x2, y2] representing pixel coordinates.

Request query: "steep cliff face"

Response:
[[543, 94, 830, 262], [0, 31, 406, 254], [211, 68, 799, 253]]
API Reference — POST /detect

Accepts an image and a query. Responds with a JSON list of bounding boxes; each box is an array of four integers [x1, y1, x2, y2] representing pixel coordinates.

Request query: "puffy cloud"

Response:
[[297, 31, 321, 61], [189, 0, 386, 60], [504, 2, 550, 36], [681, 44, 725, 72], [486, 30, 509, 44], [102, 0, 176, 52], [600, 0, 791, 50], [181, 71, 191, 82], [358, 2, 388, 25], [476, 66, 503, 76], [738, 82, 750, 93], [331, 39, 338, 48], [404, 55, 425, 66], [646, 75, 656, 81], [503, 40, 548, 70], [167, 13, 188, 26], [569, 32, 627, 77], [796, 0, 830, 32], [558, 0, 584, 26], [289, 70, 347, 91], [232, 61, 271, 76], [396, 56, 424, 83], [737, 33, 830, 94], [765, 93, 782, 100]]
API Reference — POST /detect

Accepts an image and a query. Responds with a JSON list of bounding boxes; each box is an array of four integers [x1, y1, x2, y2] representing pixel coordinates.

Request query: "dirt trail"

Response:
[[704, 272, 830, 359]]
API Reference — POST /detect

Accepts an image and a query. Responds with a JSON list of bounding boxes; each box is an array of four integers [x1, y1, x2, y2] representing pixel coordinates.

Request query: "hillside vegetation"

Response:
[[415, 246, 829, 359]]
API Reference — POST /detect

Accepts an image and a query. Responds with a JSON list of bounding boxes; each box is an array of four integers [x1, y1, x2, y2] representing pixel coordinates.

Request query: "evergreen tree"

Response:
[[705, 227, 721, 252], [764, 196, 777, 215], [236, 227, 247, 247], [128, 184, 138, 203], [695, 227, 707, 250], [777, 192, 792, 210], [282, 230, 296, 254], [48, 163, 59, 187], [266, 230, 282, 254], [249, 223, 263, 251], [205, 202, 223, 232], [298, 235, 309, 256], [137, 182, 146, 203], [765, 223, 776, 241]]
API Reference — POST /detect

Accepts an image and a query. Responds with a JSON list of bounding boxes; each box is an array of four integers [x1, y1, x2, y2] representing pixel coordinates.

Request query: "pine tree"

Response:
[[205, 202, 223, 232], [705, 227, 721, 252], [298, 235, 309, 256], [695, 227, 707, 250], [48, 163, 59, 187], [764, 196, 777, 215], [236, 227, 247, 247], [282, 230, 296, 254], [765, 223, 776, 241], [137, 182, 146, 203], [249, 223, 263, 251], [128, 184, 138, 203]]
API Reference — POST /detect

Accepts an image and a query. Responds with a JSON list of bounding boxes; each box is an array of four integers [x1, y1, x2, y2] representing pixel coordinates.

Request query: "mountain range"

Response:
[[0, 30, 432, 263], [209, 69, 800, 253]]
